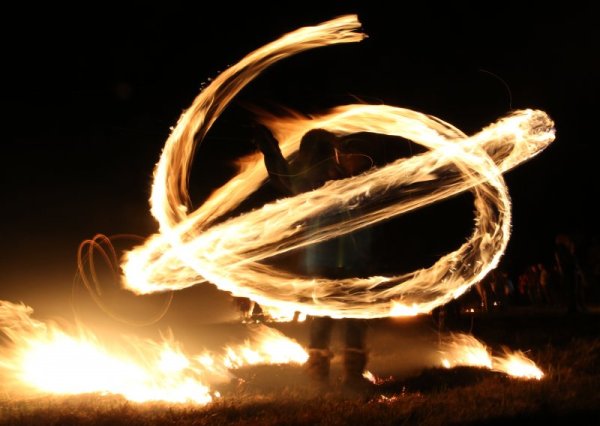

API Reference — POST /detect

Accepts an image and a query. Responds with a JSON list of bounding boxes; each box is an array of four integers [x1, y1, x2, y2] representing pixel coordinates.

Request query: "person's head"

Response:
[[297, 129, 338, 165], [295, 129, 342, 188], [295, 129, 374, 188], [555, 233, 575, 253]]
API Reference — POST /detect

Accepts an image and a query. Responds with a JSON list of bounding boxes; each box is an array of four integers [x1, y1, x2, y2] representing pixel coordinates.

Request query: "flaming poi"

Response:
[[119, 15, 555, 319], [0, 14, 550, 404]]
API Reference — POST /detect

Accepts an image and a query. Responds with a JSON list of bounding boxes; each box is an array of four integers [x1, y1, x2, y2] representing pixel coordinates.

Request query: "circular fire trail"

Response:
[[121, 15, 555, 319], [0, 16, 550, 405]]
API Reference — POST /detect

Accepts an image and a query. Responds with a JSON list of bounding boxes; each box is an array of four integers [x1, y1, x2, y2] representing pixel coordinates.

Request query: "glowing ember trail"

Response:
[[0, 301, 307, 403], [440, 333, 543, 380], [119, 15, 555, 319]]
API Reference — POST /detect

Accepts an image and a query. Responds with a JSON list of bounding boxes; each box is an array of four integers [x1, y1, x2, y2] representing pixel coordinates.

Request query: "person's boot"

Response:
[[305, 348, 333, 387], [342, 348, 374, 394]]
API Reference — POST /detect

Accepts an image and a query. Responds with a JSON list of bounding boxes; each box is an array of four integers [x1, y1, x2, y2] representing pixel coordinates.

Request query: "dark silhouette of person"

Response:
[[554, 233, 585, 314], [537, 262, 553, 305], [252, 125, 373, 389]]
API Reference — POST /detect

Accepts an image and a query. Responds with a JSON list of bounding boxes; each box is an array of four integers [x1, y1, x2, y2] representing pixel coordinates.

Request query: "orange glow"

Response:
[[0, 301, 307, 404]]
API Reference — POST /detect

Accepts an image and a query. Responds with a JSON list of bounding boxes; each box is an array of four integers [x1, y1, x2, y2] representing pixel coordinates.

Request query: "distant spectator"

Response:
[[526, 264, 541, 305], [586, 236, 600, 301], [538, 263, 553, 305], [490, 269, 511, 309], [516, 271, 531, 306], [555, 233, 586, 314]]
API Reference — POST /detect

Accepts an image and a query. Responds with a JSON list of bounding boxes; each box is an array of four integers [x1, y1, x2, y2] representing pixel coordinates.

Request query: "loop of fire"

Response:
[[123, 15, 554, 319], [0, 15, 551, 404]]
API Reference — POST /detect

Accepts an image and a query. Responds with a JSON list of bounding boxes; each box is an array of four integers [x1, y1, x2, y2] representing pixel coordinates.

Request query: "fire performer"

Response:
[[252, 124, 375, 390]]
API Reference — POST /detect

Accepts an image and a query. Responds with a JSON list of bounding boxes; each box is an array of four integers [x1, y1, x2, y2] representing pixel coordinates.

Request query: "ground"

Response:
[[1, 308, 599, 425]]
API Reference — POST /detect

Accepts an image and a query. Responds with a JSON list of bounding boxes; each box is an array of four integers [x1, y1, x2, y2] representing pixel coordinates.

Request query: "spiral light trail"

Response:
[[120, 15, 555, 319]]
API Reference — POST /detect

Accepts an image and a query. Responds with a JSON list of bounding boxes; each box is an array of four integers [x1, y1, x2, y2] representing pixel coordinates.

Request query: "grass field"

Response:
[[1, 309, 599, 425]]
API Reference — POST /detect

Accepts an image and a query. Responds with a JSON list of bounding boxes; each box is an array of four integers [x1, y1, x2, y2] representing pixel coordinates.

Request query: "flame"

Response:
[[440, 333, 493, 369], [260, 306, 307, 323], [221, 325, 308, 369], [362, 370, 394, 385], [440, 333, 543, 380], [492, 350, 544, 380], [389, 302, 421, 317], [0, 301, 307, 403], [116, 14, 555, 320], [363, 370, 376, 383]]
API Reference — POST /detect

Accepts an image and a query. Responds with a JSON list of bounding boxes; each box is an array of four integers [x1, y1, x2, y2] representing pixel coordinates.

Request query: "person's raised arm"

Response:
[[252, 125, 295, 194]]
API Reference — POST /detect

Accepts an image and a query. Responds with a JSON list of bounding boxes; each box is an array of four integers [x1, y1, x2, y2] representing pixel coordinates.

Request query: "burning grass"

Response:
[[1, 314, 599, 425]]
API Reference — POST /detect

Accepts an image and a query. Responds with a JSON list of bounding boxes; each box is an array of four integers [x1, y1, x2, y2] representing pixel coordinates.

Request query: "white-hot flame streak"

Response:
[[390, 302, 420, 317], [0, 301, 307, 404], [440, 333, 543, 380], [119, 15, 555, 319], [259, 306, 307, 323]]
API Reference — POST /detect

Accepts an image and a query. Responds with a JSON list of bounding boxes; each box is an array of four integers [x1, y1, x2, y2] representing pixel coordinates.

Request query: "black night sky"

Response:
[[1, 2, 598, 326]]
